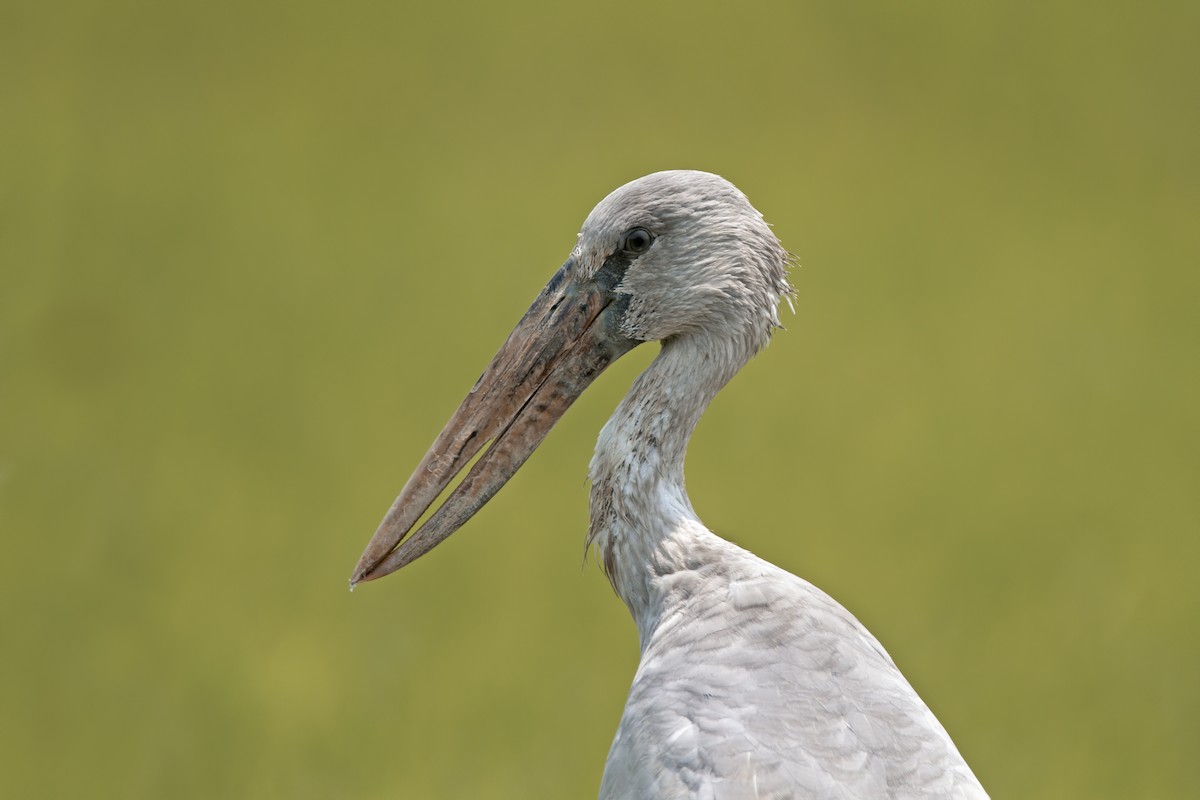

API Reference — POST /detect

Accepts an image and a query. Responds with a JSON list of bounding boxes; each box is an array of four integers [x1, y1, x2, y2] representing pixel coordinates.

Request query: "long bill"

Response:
[[350, 261, 636, 586]]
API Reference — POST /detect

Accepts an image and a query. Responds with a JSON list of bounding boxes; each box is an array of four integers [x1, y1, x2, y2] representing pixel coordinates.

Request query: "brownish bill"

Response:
[[350, 260, 636, 586]]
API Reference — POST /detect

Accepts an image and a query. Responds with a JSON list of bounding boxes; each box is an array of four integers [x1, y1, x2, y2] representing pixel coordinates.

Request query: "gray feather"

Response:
[[575, 172, 987, 799]]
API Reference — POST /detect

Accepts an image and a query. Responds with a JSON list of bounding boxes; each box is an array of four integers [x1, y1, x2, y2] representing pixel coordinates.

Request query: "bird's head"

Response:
[[576, 170, 791, 351], [350, 170, 790, 585]]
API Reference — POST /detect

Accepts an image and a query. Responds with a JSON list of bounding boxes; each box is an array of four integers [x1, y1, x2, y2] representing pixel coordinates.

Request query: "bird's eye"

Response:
[[623, 228, 654, 255]]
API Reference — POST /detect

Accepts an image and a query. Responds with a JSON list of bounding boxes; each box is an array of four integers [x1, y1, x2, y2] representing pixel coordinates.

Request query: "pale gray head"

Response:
[[575, 170, 791, 351], [350, 170, 792, 585]]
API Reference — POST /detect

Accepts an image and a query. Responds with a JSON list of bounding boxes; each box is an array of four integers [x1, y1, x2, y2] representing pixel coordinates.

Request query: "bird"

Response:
[[350, 170, 988, 799]]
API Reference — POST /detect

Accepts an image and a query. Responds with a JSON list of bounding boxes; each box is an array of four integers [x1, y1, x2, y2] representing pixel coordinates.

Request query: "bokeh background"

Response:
[[2, 1, 1197, 797]]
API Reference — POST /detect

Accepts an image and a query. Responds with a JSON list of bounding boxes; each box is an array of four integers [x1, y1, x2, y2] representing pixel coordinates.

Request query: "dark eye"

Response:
[[622, 228, 654, 254]]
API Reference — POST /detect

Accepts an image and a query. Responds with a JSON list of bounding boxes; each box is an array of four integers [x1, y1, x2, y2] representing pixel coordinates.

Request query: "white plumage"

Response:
[[352, 170, 988, 799]]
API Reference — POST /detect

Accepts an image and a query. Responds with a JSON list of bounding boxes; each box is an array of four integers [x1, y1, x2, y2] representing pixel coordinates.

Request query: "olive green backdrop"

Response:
[[2, 1, 1196, 797]]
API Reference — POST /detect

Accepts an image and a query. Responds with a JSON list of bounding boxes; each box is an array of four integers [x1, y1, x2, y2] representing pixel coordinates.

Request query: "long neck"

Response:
[[587, 333, 754, 634]]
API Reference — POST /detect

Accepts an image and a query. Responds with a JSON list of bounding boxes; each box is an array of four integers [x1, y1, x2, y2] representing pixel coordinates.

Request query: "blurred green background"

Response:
[[2, 1, 1197, 797]]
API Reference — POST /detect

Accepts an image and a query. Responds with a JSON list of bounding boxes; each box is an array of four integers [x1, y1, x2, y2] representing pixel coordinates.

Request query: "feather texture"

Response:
[[581, 172, 987, 799]]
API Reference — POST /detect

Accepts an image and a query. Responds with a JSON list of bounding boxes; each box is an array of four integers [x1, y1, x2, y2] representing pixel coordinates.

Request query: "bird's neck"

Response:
[[587, 333, 754, 637]]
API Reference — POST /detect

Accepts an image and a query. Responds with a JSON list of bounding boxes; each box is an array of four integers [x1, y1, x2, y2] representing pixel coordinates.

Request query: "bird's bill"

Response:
[[350, 261, 635, 586]]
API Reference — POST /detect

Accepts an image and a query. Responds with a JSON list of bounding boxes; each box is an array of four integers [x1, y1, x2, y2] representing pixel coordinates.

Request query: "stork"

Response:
[[350, 171, 988, 798]]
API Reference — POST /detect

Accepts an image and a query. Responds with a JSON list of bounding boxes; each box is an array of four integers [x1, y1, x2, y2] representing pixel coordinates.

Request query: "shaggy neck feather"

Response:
[[587, 332, 756, 638]]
